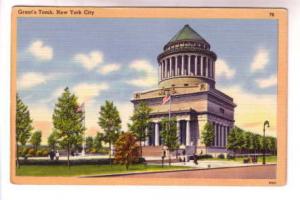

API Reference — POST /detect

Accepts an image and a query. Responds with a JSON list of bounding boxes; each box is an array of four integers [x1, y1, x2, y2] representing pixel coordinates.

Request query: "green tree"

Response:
[[252, 134, 261, 154], [16, 94, 33, 166], [98, 100, 122, 166], [85, 136, 94, 152], [128, 101, 152, 157], [160, 117, 179, 165], [201, 122, 215, 154], [227, 126, 244, 156], [94, 132, 104, 152], [47, 130, 59, 150], [114, 132, 140, 170], [30, 130, 42, 152], [52, 87, 85, 167]]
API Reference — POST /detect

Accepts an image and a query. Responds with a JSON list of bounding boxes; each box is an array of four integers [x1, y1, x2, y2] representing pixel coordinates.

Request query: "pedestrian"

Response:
[[182, 149, 186, 165], [55, 150, 60, 160], [193, 153, 198, 165], [49, 149, 54, 160]]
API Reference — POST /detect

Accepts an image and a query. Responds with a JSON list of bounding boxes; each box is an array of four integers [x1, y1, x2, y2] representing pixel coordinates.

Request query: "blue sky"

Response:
[[16, 18, 278, 141]]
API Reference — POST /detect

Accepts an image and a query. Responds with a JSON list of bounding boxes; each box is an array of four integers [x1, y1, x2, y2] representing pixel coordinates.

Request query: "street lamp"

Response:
[[263, 120, 270, 165]]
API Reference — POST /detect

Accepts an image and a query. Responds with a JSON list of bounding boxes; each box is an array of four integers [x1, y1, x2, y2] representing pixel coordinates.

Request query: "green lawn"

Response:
[[201, 156, 277, 163], [16, 164, 190, 177]]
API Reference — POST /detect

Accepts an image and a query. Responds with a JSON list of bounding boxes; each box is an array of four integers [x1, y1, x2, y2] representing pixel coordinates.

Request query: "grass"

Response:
[[16, 164, 191, 177], [201, 156, 277, 163]]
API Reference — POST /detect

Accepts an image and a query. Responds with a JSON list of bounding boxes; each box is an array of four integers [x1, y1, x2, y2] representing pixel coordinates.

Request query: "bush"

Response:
[[227, 154, 235, 160], [218, 154, 225, 159], [27, 148, 36, 157], [198, 154, 213, 159], [42, 150, 49, 157], [36, 150, 43, 156]]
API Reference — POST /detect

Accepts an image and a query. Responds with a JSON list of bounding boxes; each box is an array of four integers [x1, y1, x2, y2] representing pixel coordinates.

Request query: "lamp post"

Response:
[[263, 120, 270, 165]]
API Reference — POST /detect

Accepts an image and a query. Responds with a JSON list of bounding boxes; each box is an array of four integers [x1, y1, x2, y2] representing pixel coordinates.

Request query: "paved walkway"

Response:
[[97, 165, 276, 179]]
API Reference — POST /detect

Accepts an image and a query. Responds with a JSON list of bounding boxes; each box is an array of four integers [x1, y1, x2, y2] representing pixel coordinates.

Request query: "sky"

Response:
[[16, 18, 278, 143]]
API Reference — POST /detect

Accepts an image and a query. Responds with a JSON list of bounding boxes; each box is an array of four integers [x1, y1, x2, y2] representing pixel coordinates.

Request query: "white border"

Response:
[[1, 1, 299, 200]]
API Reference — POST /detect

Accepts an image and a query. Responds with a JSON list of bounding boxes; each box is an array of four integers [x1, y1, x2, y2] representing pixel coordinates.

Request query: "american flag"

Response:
[[76, 103, 85, 113], [162, 95, 171, 105]]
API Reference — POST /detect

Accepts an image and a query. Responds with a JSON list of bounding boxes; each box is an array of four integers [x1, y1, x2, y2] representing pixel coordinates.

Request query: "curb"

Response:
[[80, 163, 276, 178]]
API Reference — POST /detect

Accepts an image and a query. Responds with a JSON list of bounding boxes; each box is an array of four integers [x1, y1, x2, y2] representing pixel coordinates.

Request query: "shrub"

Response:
[[27, 148, 36, 157], [218, 154, 225, 159], [227, 154, 235, 160], [36, 150, 43, 156], [198, 154, 213, 159], [42, 150, 49, 157]]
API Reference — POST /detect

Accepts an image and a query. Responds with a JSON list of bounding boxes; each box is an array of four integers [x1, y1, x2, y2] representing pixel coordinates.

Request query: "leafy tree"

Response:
[[201, 122, 215, 153], [98, 100, 122, 166], [242, 131, 253, 154], [85, 136, 94, 152], [30, 130, 42, 151], [227, 126, 244, 156], [48, 130, 59, 150], [128, 101, 152, 157], [16, 94, 33, 166], [94, 132, 104, 152], [160, 117, 179, 165], [52, 87, 85, 167], [252, 134, 261, 154], [114, 132, 140, 170]]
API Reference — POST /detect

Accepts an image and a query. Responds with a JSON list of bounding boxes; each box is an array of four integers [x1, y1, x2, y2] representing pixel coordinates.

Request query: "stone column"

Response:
[[218, 124, 222, 147], [164, 59, 167, 79], [212, 60, 215, 79], [214, 123, 217, 147], [170, 57, 173, 77], [195, 55, 198, 75], [181, 55, 184, 75], [175, 56, 178, 76], [176, 121, 180, 144], [188, 55, 191, 75], [202, 56, 205, 76], [155, 122, 159, 146], [220, 125, 224, 147], [186, 120, 191, 146]]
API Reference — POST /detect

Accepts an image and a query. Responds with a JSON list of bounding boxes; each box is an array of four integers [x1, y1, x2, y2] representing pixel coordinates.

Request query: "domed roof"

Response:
[[168, 24, 209, 44]]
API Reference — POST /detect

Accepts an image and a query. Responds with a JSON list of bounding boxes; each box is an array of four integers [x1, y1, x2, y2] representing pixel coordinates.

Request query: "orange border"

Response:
[[10, 7, 288, 185]]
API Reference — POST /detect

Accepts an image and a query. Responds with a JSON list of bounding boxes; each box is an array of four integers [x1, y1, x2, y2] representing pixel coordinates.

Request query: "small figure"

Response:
[[49, 149, 55, 160], [193, 153, 198, 165], [182, 149, 186, 165], [55, 150, 60, 160]]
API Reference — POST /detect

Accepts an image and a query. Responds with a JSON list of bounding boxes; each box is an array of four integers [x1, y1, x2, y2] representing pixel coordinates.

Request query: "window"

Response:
[[184, 83, 189, 87], [219, 108, 225, 114]]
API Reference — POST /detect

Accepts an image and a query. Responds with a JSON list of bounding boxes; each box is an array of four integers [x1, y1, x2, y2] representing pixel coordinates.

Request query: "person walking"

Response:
[[55, 150, 60, 161]]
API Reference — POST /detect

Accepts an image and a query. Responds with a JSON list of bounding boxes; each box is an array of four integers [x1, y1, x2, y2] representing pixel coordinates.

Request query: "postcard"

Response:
[[11, 7, 287, 185]]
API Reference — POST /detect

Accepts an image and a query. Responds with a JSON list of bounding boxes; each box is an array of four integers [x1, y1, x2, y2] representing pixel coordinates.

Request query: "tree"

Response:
[[85, 136, 94, 152], [160, 117, 179, 165], [227, 126, 244, 156], [128, 101, 152, 157], [114, 132, 140, 170], [52, 87, 85, 168], [98, 100, 122, 166], [94, 132, 104, 152], [30, 130, 42, 151], [201, 122, 215, 154], [48, 130, 59, 150], [16, 94, 33, 167]]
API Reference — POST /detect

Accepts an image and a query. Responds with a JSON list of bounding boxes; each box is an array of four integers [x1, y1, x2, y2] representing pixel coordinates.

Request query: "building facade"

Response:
[[131, 24, 236, 156]]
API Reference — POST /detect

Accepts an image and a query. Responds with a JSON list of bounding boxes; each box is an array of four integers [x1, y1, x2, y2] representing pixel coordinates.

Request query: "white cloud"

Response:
[[115, 102, 134, 132], [251, 48, 270, 72], [73, 51, 103, 70], [255, 74, 277, 88], [219, 85, 277, 136], [98, 63, 121, 75], [27, 40, 53, 61], [215, 59, 236, 79], [72, 82, 109, 103], [18, 72, 54, 90], [126, 59, 157, 87]]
